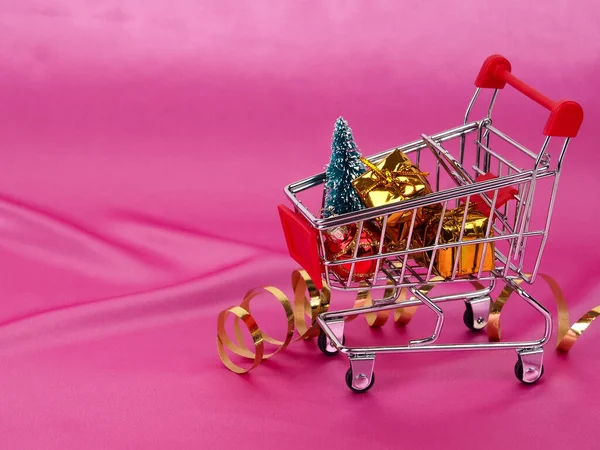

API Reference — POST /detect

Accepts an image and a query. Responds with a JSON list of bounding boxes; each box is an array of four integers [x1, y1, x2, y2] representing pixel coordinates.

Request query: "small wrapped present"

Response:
[[324, 221, 383, 282], [352, 150, 433, 247], [414, 204, 495, 278]]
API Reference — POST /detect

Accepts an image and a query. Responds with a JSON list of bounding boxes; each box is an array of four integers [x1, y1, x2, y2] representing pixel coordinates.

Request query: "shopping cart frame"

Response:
[[279, 55, 583, 392]]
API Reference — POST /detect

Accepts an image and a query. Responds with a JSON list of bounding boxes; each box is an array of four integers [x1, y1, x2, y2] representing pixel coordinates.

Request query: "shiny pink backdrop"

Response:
[[1, 1, 599, 449]]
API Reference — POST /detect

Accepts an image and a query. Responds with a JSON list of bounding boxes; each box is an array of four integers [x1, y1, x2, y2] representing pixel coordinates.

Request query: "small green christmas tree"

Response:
[[323, 117, 366, 217]]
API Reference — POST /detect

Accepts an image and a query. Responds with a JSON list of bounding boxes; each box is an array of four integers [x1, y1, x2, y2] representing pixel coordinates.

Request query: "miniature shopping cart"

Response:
[[278, 55, 583, 392]]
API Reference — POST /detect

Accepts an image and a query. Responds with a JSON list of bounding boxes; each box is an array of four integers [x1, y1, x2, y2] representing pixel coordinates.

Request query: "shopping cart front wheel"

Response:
[[345, 367, 375, 393], [317, 328, 345, 356], [514, 348, 545, 384]]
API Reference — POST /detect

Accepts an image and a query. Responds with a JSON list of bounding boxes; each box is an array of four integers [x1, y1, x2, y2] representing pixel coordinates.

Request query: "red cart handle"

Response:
[[475, 55, 583, 138]]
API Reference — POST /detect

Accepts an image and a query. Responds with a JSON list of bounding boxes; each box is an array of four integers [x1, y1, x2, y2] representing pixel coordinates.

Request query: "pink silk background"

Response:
[[1, 1, 599, 449]]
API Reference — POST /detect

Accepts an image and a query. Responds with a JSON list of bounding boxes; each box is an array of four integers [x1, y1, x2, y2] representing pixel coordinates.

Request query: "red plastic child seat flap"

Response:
[[278, 204, 323, 290], [460, 173, 518, 216]]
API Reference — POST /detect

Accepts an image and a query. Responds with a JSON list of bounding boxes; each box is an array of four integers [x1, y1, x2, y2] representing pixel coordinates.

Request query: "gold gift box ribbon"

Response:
[[217, 270, 598, 373], [358, 156, 430, 198]]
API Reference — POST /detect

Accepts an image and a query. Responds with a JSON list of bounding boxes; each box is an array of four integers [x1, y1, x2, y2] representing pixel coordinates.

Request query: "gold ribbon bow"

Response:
[[360, 157, 429, 196], [217, 270, 599, 373]]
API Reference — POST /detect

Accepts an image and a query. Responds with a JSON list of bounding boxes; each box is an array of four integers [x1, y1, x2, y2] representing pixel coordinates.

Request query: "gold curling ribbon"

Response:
[[347, 285, 395, 328], [557, 306, 600, 352], [387, 274, 599, 352], [291, 269, 331, 339], [344, 258, 444, 328], [394, 281, 439, 326], [217, 270, 599, 373], [479, 273, 599, 352], [346, 282, 441, 328], [216, 269, 330, 373]]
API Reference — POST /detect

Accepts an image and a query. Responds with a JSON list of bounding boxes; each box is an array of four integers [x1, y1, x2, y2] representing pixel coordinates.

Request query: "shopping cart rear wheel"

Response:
[[318, 329, 345, 356], [463, 303, 486, 332], [514, 358, 545, 384], [345, 368, 375, 393]]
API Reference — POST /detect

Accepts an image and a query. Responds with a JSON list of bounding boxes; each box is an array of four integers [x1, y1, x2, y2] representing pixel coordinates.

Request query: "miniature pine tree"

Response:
[[323, 117, 366, 217]]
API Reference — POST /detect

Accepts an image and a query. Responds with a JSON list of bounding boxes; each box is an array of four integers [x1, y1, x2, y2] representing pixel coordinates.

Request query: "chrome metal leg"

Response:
[[505, 278, 552, 346], [327, 320, 345, 352], [409, 287, 444, 346], [372, 288, 401, 305]]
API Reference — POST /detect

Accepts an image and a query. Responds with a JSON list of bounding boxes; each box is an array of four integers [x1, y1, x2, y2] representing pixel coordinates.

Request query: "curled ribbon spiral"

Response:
[[474, 274, 600, 352], [216, 270, 330, 373], [217, 270, 599, 373]]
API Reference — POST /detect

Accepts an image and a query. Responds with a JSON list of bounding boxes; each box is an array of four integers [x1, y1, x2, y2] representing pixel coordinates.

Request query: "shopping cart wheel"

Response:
[[514, 348, 544, 384], [345, 368, 375, 393], [463, 298, 489, 332], [317, 329, 345, 356]]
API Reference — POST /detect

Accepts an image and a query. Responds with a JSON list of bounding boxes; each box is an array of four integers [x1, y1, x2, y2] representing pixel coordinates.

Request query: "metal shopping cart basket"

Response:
[[278, 55, 584, 392]]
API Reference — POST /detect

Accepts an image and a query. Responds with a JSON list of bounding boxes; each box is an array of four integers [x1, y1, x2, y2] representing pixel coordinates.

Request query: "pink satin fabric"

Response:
[[1, 1, 599, 448]]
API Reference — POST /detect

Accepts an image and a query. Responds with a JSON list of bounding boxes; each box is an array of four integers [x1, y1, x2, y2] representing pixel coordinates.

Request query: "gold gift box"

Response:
[[414, 204, 495, 278], [352, 150, 432, 246]]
